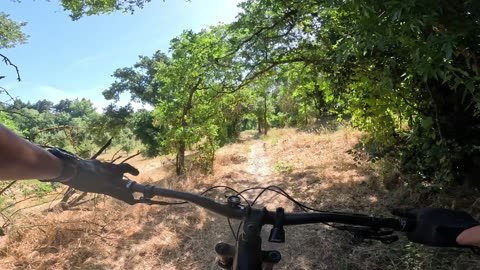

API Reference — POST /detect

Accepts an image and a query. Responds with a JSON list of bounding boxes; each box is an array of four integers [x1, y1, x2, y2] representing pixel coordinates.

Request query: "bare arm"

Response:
[[0, 123, 62, 180], [457, 225, 480, 247]]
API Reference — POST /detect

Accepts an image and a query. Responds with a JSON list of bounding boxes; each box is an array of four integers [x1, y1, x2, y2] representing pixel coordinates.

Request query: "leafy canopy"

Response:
[[230, 0, 480, 184], [0, 13, 27, 49], [59, 0, 157, 20]]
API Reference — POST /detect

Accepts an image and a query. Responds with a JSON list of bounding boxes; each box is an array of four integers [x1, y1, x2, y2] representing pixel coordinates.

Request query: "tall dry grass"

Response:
[[0, 125, 479, 269]]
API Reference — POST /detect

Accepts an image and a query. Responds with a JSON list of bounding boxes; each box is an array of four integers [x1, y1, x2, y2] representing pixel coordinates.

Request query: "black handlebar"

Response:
[[127, 180, 245, 219], [126, 180, 414, 231], [126, 180, 416, 270]]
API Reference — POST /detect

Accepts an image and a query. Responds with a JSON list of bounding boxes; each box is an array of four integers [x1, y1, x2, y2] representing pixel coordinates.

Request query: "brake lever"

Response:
[[352, 232, 399, 244], [335, 225, 399, 244], [134, 197, 187, 206]]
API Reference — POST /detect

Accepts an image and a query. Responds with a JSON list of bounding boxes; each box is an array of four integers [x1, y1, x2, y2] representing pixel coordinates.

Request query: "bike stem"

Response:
[[216, 206, 282, 270], [234, 206, 266, 269]]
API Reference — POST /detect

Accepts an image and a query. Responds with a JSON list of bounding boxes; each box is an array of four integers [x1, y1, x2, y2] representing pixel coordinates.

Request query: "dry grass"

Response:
[[0, 125, 479, 269]]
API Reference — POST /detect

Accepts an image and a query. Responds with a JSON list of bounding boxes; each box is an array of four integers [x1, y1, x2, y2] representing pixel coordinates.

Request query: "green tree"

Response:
[[272, 64, 334, 127], [53, 99, 73, 114], [1, 12, 26, 83], [231, 0, 480, 185], [58, 0, 155, 20], [130, 110, 166, 157], [103, 52, 170, 157], [31, 99, 54, 113], [0, 111, 18, 132], [0, 12, 27, 50], [104, 51, 170, 105], [245, 77, 272, 135], [5, 97, 112, 157], [1, 0, 155, 80], [68, 98, 95, 118], [0, 0, 159, 158], [87, 103, 134, 146], [154, 26, 236, 175]]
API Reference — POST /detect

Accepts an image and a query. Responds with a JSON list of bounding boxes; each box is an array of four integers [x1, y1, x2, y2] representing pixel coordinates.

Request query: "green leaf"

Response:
[[420, 117, 433, 130]]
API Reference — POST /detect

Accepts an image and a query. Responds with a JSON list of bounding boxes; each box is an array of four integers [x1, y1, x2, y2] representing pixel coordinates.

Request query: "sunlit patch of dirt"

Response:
[[247, 140, 271, 178]]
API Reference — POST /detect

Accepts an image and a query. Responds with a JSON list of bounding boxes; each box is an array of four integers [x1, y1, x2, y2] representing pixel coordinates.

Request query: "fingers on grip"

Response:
[[117, 163, 139, 176]]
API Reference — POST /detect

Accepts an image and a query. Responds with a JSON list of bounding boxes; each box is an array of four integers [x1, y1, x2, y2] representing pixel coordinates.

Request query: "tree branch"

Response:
[[120, 150, 141, 164], [110, 148, 123, 162], [33, 125, 75, 134], [110, 155, 124, 163], [0, 54, 21, 81], [30, 125, 75, 142], [0, 181, 16, 196], [224, 9, 298, 59], [90, 138, 112, 159], [0, 86, 17, 103]]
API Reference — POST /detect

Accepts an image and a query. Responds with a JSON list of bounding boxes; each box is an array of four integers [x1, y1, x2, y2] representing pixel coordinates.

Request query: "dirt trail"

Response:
[[247, 140, 271, 180], [230, 134, 297, 213]]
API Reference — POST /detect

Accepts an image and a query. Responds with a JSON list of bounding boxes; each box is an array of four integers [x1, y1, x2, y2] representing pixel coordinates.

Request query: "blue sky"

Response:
[[1, 0, 242, 111]]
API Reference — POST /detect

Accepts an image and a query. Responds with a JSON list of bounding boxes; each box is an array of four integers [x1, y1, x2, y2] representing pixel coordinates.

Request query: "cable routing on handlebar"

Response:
[[125, 180, 413, 231], [124, 180, 416, 270]]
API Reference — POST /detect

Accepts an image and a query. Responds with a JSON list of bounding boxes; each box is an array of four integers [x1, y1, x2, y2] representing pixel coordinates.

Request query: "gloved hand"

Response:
[[392, 208, 480, 247], [42, 148, 139, 205], [64, 160, 139, 205]]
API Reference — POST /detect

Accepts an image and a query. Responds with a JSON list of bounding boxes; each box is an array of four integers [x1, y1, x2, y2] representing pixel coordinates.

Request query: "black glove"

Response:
[[65, 160, 139, 204], [392, 208, 480, 247], [42, 148, 139, 205]]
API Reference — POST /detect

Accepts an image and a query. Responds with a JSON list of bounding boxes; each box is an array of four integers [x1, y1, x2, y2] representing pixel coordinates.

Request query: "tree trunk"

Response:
[[304, 102, 308, 126], [263, 94, 268, 135], [175, 78, 201, 176], [257, 116, 262, 134], [176, 142, 186, 175]]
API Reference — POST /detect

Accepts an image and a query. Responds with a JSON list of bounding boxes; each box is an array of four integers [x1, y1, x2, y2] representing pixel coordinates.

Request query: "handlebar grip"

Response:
[[126, 180, 146, 193]]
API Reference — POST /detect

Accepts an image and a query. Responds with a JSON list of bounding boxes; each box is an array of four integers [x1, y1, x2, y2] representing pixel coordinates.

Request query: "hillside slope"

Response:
[[0, 127, 478, 269]]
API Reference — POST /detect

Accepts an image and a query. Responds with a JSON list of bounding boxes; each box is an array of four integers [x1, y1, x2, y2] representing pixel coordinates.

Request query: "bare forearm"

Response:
[[0, 124, 62, 180], [457, 225, 480, 247]]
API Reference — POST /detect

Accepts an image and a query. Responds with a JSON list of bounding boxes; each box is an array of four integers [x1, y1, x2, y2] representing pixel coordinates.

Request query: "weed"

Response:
[[274, 161, 295, 174]]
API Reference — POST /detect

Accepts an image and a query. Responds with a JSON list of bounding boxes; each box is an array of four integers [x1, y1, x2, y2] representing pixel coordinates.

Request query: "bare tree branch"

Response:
[[110, 148, 122, 162], [0, 191, 64, 213], [0, 181, 16, 196], [68, 192, 89, 207], [0, 53, 21, 81], [60, 188, 76, 204], [0, 86, 16, 103], [33, 125, 75, 134], [90, 138, 112, 159], [110, 155, 124, 163], [120, 150, 141, 164], [30, 125, 75, 142], [63, 128, 78, 151]]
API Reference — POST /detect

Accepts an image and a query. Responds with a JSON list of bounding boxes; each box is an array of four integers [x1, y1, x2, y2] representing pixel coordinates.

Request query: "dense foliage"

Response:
[[98, 1, 480, 184], [2, 0, 480, 186], [0, 98, 136, 158], [0, 12, 26, 49], [59, 0, 154, 20], [220, 0, 480, 187]]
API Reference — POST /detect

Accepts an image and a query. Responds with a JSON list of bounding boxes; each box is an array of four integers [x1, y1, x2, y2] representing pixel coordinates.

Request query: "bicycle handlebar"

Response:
[[127, 180, 245, 219], [126, 181, 414, 231]]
